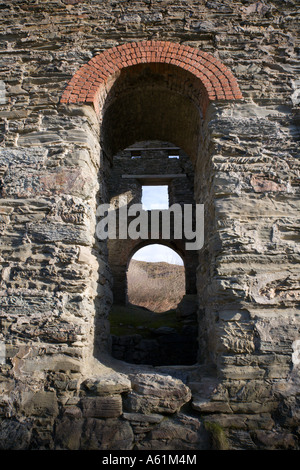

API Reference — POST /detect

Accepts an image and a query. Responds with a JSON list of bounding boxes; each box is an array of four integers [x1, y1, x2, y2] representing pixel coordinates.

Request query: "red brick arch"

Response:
[[60, 40, 242, 115]]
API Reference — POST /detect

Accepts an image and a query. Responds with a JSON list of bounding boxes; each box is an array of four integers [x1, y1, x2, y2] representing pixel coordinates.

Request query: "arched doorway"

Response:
[[110, 242, 198, 366], [107, 139, 197, 306], [106, 139, 199, 365], [61, 40, 242, 365], [127, 243, 185, 312]]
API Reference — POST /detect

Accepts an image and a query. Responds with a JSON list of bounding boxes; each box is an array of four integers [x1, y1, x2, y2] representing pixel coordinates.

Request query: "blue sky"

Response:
[[142, 185, 169, 210], [132, 244, 183, 265]]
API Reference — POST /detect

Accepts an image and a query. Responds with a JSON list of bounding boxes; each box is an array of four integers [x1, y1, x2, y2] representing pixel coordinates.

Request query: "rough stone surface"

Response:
[[136, 413, 210, 450], [0, 0, 299, 451], [55, 415, 134, 450], [124, 373, 192, 414], [81, 395, 123, 418], [81, 372, 132, 396]]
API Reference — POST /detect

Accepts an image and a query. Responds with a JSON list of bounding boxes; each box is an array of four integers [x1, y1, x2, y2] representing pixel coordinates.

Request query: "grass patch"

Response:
[[109, 303, 180, 337]]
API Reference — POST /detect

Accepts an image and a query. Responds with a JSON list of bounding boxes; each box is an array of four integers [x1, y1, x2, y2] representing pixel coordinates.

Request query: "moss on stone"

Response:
[[204, 421, 229, 450]]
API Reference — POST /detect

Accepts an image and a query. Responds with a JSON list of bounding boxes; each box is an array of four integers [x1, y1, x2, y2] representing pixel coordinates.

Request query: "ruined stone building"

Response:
[[0, 0, 299, 450]]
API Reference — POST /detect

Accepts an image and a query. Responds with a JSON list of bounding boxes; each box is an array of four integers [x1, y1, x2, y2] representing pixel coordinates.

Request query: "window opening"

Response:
[[142, 185, 169, 210], [131, 151, 141, 159], [129, 244, 185, 312]]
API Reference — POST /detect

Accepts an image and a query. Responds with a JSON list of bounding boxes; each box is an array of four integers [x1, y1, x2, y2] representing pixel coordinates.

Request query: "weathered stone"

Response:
[[81, 372, 131, 396], [192, 397, 232, 414], [27, 222, 93, 246], [80, 418, 134, 450], [22, 354, 82, 374], [0, 0, 299, 452], [22, 391, 59, 418], [81, 395, 122, 418], [0, 419, 32, 450], [136, 413, 210, 450], [232, 401, 278, 414], [63, 405, 82, 419], [55, 415, 84, 450], [10, 320, 83, 344], [122, 412, 164, 435], [226, 429, 256, 451], [254, 430, 298, 450], [2, 167, 97, 199], [219, 365, 265, 380], [122, 412, 163, 423], [124, 373, 192, 415], [204, 413, 274, 431], [0, 147, 47, 166]]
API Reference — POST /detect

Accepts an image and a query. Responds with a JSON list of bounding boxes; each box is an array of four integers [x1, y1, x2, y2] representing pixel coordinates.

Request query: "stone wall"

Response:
[[0, 0, 299, 450]]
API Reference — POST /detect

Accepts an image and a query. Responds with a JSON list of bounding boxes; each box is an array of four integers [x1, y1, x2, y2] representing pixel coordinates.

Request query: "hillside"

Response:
[[127, 259, 185, 313]]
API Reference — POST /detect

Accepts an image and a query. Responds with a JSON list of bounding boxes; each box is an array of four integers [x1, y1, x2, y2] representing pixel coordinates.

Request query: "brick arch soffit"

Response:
[[60, 40, 243, 116]]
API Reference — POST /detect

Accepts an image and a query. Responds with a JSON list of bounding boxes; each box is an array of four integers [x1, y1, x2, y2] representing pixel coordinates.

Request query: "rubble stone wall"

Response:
[[0, 0, 299, 450]]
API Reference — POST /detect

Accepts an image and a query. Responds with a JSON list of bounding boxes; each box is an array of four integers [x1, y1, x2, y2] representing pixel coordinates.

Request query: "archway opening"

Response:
[[128, 244, 185, 313], [60, 40, 242, 369], [100, 62, 202, 163], [107, 139, 197, 304], [110, 244, 198, 366], [96, 55, 207, 366], [106, 138, 200, 364], [106, 137, 199, 365]]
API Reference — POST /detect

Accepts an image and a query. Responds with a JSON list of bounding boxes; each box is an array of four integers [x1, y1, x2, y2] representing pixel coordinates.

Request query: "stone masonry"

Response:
[[0, 0, 299, 450]]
